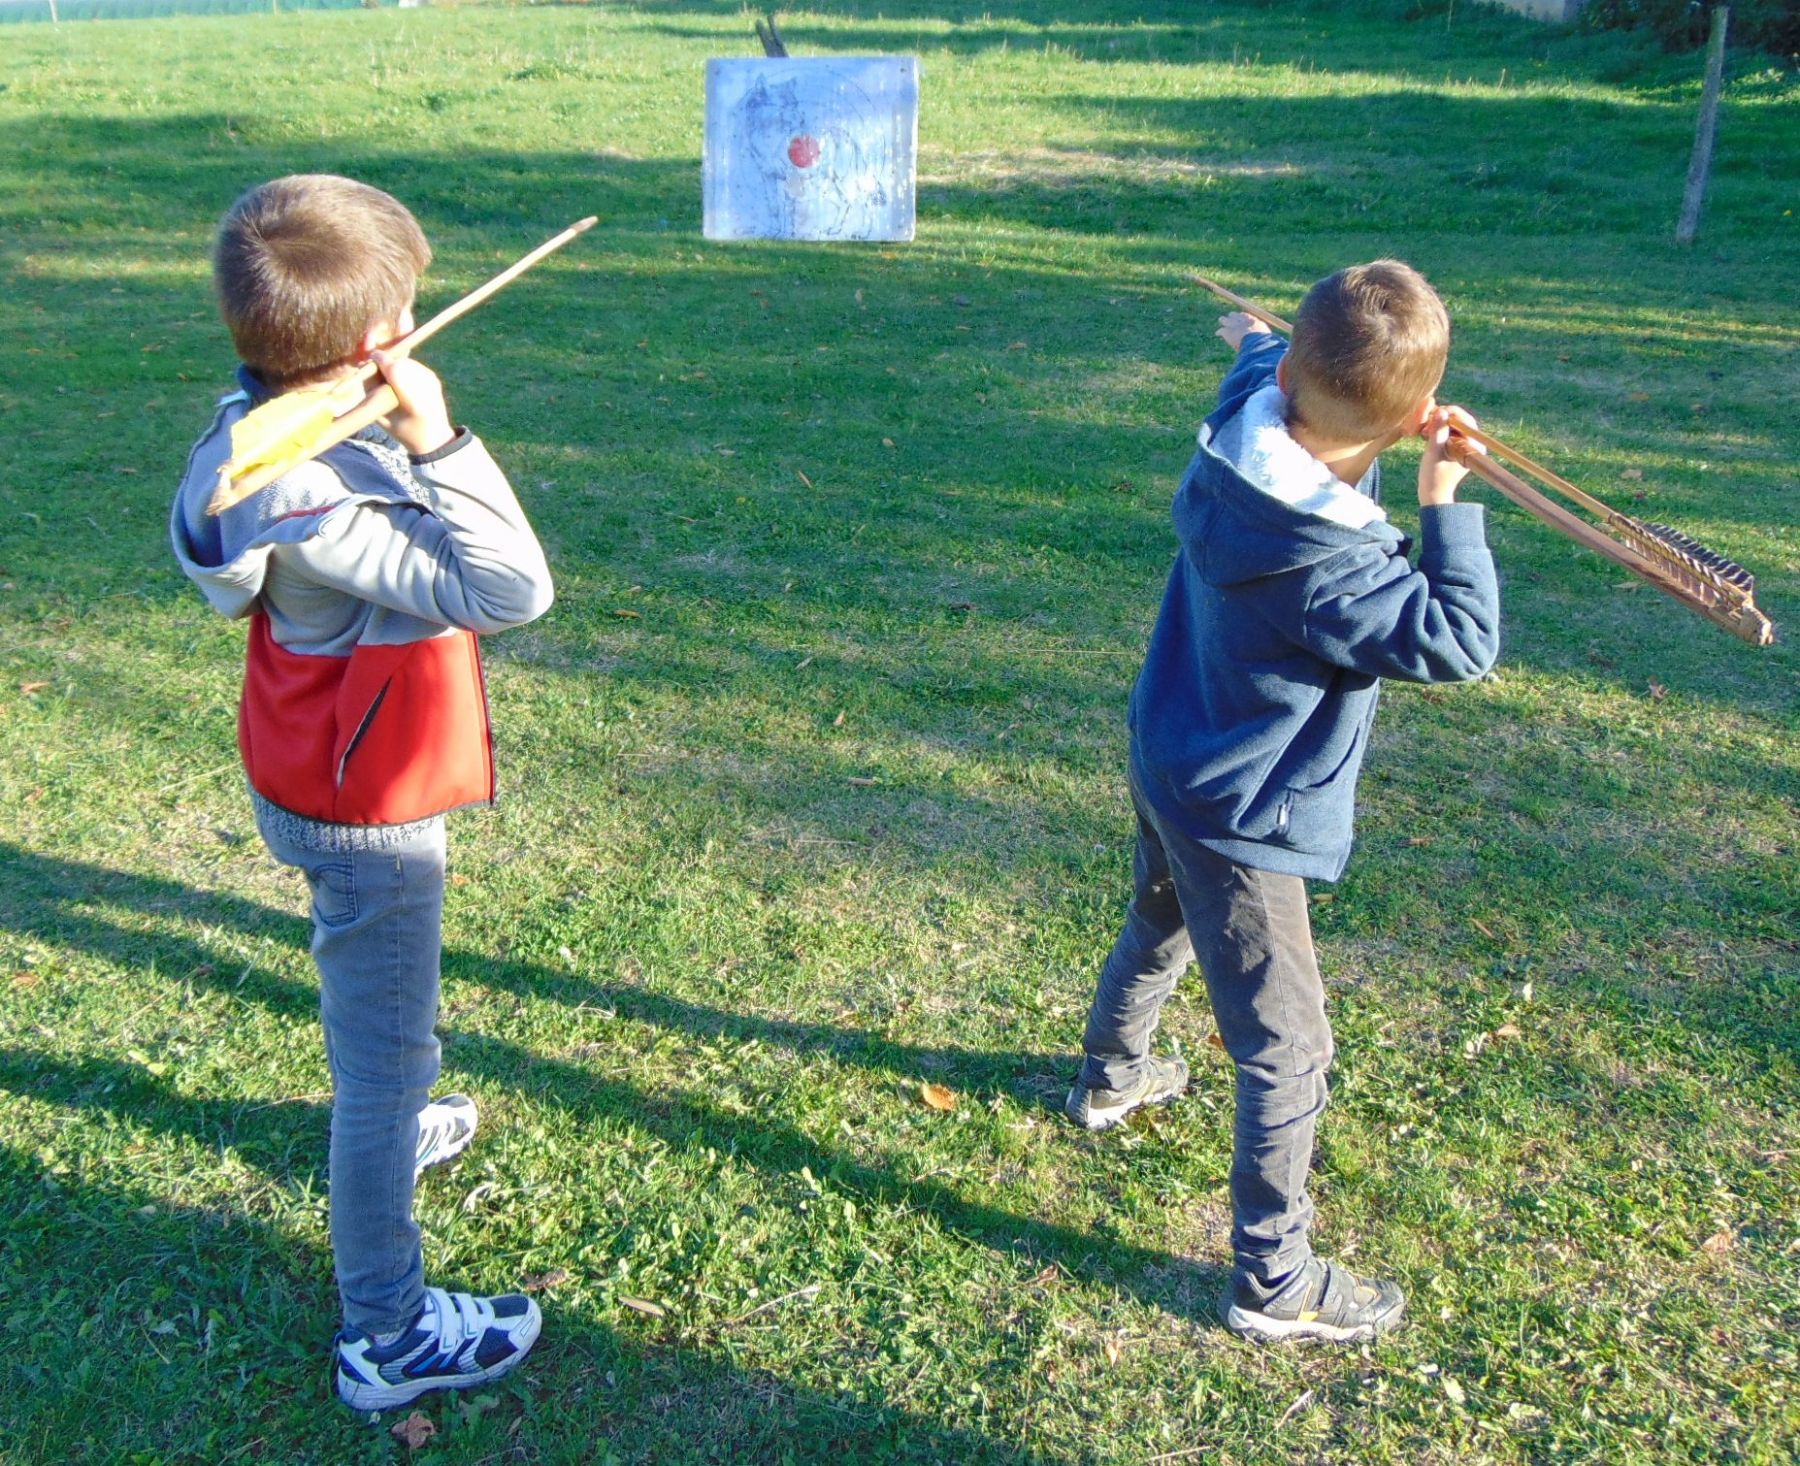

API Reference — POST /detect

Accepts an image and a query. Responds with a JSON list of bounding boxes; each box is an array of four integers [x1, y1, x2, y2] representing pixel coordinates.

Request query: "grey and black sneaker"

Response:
[[1222, 1258, 1405, 1344], [1064, 1054, 1190, 1131]]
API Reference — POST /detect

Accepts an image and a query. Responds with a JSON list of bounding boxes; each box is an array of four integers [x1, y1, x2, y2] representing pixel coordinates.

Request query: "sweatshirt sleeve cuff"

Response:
[[1419, 500, 1487, 550], [409, 427, 474, 466]]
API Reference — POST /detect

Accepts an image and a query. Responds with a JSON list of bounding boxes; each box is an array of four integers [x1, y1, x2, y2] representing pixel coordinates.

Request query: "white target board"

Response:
[[703, 56, 919, 243]]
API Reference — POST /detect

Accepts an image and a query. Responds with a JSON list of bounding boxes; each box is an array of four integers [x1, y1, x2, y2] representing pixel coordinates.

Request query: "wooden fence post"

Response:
[[1676, 6, 1730, 245]]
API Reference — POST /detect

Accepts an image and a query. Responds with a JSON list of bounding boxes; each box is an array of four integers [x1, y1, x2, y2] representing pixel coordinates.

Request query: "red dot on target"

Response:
[[788, 135, 821, 169]]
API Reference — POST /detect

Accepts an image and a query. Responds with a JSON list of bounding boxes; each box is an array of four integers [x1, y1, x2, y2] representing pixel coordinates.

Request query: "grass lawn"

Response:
[[1, 1, 1796, 1460]]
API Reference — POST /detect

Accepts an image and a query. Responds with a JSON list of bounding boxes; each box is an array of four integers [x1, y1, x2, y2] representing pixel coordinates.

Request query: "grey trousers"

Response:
[[258, 812, 446, 1335], [1080, 774, 1333, 1287]]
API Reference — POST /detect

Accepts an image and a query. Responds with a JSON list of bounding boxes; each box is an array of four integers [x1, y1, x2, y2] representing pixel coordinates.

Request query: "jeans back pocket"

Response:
[[308, 859, 359, 929]]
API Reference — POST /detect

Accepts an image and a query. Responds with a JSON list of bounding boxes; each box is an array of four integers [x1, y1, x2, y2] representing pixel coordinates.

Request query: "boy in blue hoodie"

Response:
[[1067, 260, 1500, 1343]]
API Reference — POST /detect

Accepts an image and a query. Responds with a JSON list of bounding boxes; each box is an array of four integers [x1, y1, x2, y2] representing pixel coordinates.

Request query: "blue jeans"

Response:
[[257, 813, 446, 1335], [1081, 773, 1333, 1288]]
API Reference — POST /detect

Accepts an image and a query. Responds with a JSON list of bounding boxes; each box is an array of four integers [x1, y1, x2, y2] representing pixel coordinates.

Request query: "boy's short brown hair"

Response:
[[214, 174, 430, 389], [1284, 260, 1449, 443]]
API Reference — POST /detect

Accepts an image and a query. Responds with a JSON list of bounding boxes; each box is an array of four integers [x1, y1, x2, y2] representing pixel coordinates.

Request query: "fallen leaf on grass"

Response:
[[796, 469, 813, 489], [1442, 1375, 1467, 1406], [1206, 1032, 1226, 1051], [454, 1392, 500, 1426], [1647, 681, 1668, 702], [1471, 918, 1497, 940], [447, 873, 471, 887], [832, 711, 846, 728], [1620, 468, 1644, 481], [612, 608, 642, 619], [919, 1082, 957, 1112], [392, 1411, 436, 1448], [18, 681, 48, 695], [619, 1296, 666, 1318], [1103, 1335, 1122, 1366], [1407, 836, 1435, 847], [1492, 1023, 1524, 1040], [1701, 1229, 1734, 1255], [11, 972, 40, 988], [522, 1268, 569, 1293], [1025, 1263, 1062, 1288], [1628, 391, 1650, 402], [881, 437, 896, 448], [848, 776, 880, 787]]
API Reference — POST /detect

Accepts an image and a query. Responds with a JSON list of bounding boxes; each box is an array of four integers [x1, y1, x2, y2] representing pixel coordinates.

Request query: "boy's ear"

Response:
[[352, 320, 390, 364], [353, 308, 413, 363], [1275, 356, 1289, 393]]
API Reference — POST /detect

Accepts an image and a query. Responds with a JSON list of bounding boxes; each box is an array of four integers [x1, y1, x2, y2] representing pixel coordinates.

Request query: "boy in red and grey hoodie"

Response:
[[170, 175, 553, 1412]]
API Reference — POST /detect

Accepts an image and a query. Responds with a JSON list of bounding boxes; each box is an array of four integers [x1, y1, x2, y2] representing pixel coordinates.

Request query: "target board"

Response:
[[703, 56, 919, 242]]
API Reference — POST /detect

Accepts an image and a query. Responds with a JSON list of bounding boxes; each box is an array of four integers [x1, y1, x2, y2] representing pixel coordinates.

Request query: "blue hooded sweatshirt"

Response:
[[1128, 331, 1501, 882]]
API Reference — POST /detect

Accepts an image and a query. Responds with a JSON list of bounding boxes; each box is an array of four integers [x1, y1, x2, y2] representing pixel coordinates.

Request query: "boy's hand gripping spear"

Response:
[[1190, 274, 1775, 647], [207, 216, 598, 516]]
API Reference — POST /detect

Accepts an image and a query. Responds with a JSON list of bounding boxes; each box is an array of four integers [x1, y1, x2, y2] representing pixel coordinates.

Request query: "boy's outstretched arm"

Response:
[[1212, 319, 1287, 410], [1215, 311, 1272, 352]]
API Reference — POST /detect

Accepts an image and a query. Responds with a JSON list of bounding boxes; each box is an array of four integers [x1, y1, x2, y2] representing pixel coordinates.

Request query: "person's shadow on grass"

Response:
[[0, 1113, 1053, 1464], [0, 839, 1221, 1459]]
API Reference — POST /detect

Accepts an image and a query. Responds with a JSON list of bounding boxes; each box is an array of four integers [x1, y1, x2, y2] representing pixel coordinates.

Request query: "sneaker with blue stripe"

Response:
[[335, 1286, 541, 1411]]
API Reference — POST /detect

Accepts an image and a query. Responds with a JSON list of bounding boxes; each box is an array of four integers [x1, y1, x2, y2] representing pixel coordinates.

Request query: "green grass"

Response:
[[1, 2, 1796, 1461]]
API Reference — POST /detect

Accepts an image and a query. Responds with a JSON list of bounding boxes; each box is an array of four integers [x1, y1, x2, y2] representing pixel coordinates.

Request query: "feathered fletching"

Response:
[[208, 375, 371, 515]]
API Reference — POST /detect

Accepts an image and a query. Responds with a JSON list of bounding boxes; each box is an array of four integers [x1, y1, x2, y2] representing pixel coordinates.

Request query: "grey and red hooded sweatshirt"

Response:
[[170, 369, 554, 852]]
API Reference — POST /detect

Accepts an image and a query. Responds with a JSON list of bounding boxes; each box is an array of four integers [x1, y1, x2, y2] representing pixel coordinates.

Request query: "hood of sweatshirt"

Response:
[[1174, 382, 1407, 590], [170, 376, 423, 621]]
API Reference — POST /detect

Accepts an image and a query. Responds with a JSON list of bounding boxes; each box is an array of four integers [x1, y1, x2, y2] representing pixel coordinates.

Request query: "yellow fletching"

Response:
[[223, 381, 359, 479]]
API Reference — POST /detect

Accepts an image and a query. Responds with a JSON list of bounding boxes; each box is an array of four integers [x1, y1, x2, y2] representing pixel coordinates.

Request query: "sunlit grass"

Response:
[[1, 3, 1796, 1462]]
